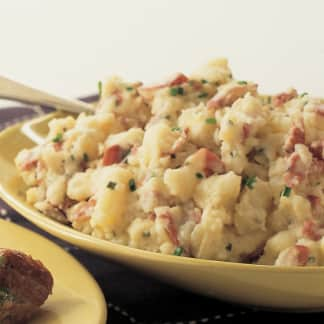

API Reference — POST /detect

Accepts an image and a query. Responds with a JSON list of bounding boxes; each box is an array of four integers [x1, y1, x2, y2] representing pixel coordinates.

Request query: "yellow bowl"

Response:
[[1, 113, 324, 311]]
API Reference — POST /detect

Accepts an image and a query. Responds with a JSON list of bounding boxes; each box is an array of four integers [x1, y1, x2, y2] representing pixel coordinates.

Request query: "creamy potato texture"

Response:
[[15, 59, 324, 266]]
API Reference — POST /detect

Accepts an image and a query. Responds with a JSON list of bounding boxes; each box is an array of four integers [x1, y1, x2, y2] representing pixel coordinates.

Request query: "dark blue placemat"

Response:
[[0, 105, 322, 324]]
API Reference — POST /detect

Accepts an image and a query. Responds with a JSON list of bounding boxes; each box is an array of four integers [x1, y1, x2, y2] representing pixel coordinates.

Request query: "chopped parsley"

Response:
[[281, 186, 291, 197], [171, 127, 181, 132], [201, 79, 208, 84], [128, 178, 137, 192], [0, 256, 6, 267], [98, 81, 102, 97], [0, 287, 14, 305], [300, 92, 308, 97], [83, 153, 89, 162], [169, 87, 184, 96], [228, 120, 234, 126], [126, 86, 133, 91], [205, 117, 217, 124], [237, 80, 248, 85], [242, 175, 256, 189], [170, 153, 176, 159], [225, 243, 232, 251], [195, 172, 204, 179], [173, 246, 184, 256], [107, 181, 117, 190], [142, 231, 151, 238], [267, 96, 272, 104], [52, 133, 63, 143], [198, 92, 208, 99], [308, 256, 316, 263], [70, 154, 75, 161]]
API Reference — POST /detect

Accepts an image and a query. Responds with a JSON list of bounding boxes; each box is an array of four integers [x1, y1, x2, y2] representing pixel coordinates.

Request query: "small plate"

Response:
[[0, 219, 107, 324], [1, 112, 324, 311]]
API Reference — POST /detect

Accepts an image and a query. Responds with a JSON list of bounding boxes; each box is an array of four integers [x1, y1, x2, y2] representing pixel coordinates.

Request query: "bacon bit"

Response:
[[284, 126, 305, 154], [284, 153, 305, 187], [189, 80, 203, 91], [113, 89, 123, 106], [170, 128, 189, 153], [53, 141, 63, 152], [314, 104, 324, 116], [241, 123, 251, 143], [148, 212, 156, 221], [192, 209, 202, 224], [160, 212, 179, 245], [103, 145, 124, 166], [168, 73, 189, 86], [207, 83, 257, 109], [203, 148, 225, 177], [309, 140, 324, 160], [138, 73, 188, 101], [21, 159, 38, 171], [295, 245, 310, 266], [302, 219, 321, 241], [272, 89, 298, 107]]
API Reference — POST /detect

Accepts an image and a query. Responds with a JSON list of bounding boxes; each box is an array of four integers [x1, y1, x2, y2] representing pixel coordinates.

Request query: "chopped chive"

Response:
[[52, 133, 63, 143], [205, 117, 217, 124], [201, 79, 208, 84], [228, 120, 234, 126], [170, 153, 176, 159], [171, 127, 181, 132], [142, 231, 151, 238], [70, 154, 75, 161], [173, 246, 184, 256], [126, 86, 133, 91], [228, 73, 233, 78], [300, 92, 308, 97], [195, 172, 204, 179], [267, 96, 272, 104], [83, 153, 89, 162], [198, 92, 208, 98], [225, 243, 232, 251], [242, 175, 256, 189], [281, 186, 291, 197], [98, 81, 102, 97], [107, 181, 116, 190], [128, 178, 136, 192], [237, 80, 248, 85], [169, 87, 184, 96]]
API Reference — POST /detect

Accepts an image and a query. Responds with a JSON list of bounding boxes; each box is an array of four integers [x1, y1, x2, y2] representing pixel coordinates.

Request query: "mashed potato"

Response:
[[15, 58, 324, 266]]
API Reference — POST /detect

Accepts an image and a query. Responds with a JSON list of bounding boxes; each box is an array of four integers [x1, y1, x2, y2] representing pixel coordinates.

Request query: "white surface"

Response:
[[1, 0, 324, 107]]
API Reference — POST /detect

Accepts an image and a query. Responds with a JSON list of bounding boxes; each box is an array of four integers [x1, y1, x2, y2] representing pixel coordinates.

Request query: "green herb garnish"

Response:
[[195, 172, 204, 179], [169, 87, 184, 96], [98, 81, 102, 97], [83, 153, 89, 162], [300, 92, 308, 97], [205, 117, 217, 124], [173, 246, 184, 256], [126, 86, 133, 91], [201, 79, 208, 84], [225, 243, 232, 251], [308, 256, 316, 263], [142, 231, 151, 238], [52, 133, 63, 143], [0, 256, 6, 267], [171, 127, 181, 132], [281, 186, 291, 197], [0, 287, 14, 305], [128, 178, 136, 192], [237, 80, 248, 85], [107, 181, 117, 190], [242, 175, 256, 189], [198, 92, 208, 99]]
